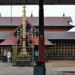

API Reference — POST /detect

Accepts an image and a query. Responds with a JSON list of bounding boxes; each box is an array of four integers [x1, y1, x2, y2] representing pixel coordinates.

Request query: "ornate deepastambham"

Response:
[[12, 5, 32, 66]]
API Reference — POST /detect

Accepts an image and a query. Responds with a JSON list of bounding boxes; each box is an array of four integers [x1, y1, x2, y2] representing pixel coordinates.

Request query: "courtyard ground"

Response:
[[0, 60, 75, 75]]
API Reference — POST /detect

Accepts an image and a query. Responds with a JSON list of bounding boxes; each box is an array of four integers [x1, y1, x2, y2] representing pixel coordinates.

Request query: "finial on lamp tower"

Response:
[[63, 13, 65, 17], [31, 11, 33, 17]]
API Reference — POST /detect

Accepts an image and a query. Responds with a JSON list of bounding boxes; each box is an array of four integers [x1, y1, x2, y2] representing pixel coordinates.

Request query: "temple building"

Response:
[[0, 16, 75, 62]]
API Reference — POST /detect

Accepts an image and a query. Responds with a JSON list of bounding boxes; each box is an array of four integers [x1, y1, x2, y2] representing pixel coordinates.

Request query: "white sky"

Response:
[[0, 5, 75, 31]]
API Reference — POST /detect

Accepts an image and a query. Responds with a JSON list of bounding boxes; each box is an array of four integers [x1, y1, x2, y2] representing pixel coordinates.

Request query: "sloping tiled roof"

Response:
[[45, 32, 75, 40], [0, 17, 21, 26], [29, 36, 54, 45], [0, 36, 18, 45], [0, 32, 12, 39], [0, 17, 72, 27], [0, 35, 53, 45], [1, 31, 75, 41], [27, 17, 72, 26]]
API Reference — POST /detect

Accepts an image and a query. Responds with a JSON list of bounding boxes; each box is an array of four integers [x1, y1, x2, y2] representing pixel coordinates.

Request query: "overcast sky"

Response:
[[0, 5, 75, 31]]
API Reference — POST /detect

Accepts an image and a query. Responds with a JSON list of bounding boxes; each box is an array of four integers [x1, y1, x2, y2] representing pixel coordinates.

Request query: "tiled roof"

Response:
[[29, 36, 54, 45], [0, 17, 21, 26], [27, 17, 72, 26], [1, 31, 75, 41], [0, 36, 18, 45], [0, 32, 12, 39], [45, 32, 75, 40], [1, 32, 75, 45], [0, 17, 72, 27], [0, 35, 53, 45]]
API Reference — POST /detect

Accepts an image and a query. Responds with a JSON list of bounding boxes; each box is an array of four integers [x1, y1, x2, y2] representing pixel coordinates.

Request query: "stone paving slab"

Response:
[[54, 67, 75, 72], [0, 62, 63, 75], [1, 60, 75, 75], [0, 63, 33, 75]]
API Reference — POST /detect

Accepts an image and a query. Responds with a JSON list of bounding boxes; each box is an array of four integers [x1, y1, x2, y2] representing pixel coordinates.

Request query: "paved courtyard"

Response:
[[0, 60, 75, 75]]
